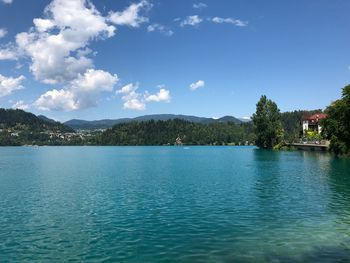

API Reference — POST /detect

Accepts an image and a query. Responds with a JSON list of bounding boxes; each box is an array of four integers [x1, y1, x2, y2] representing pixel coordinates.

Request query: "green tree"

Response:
[[252, 95, 283, 148], [322, 85, 350, 155]]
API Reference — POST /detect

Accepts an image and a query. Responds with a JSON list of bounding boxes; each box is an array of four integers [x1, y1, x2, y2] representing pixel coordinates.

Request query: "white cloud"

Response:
[[117, 83, 145, 110], [34, 69, 118, 111], [2, 0, 13, 4], [193, 3, 207, 9], [12, 100, 30, 110], [145, 88, 171, 102], [71, 69, 117, 93], [147, 24, 174, 36], [33, 18, 55, 32], [35, 89, 77, 111], [117, 83, 171, 110], [0, 74, 25, 97], [116, 83, 138, 95], [212, 17, 248, 27], [0, 28, 7, 38], [180, 15, 203, 27], [0, 48, 18, 60], [109, 0, 151, 28], [190, 80, 205, 91], [1, 0, 116, 84], [123, 98, 146, 111]]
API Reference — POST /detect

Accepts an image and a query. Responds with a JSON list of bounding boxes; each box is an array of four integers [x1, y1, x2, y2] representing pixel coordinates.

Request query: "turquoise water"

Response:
[[0, 146, 350, 262]]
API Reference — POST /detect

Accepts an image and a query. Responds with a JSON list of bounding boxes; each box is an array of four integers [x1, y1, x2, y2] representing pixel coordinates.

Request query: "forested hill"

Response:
[[0, 109, 73, 133], [0, 108, 78, 146], [99, 119, 254, 146], [65, 114, 243, 130]]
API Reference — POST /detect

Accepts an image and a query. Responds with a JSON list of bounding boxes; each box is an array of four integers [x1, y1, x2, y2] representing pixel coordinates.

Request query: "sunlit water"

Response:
[[0, 146, 350, 262]]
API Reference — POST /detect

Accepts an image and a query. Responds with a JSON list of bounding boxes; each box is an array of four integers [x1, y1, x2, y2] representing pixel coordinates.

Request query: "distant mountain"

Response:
[[217, 116, 244, 123], [0, 109, 74, 133], [65, 114, 243, 130]]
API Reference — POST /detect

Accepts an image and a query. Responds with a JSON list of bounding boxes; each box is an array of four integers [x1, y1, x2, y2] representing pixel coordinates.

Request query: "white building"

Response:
[[302, 113, 327, 135]]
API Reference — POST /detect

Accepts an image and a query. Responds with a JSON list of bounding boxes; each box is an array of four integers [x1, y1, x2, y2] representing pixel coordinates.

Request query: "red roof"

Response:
[[303, 113, 327, 122]]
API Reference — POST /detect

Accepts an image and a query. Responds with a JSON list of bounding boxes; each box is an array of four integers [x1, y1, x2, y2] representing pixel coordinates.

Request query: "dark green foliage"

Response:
[[252, 95, 283, 148], [322, 85, 350, 155], [99, 119, 254, 146]]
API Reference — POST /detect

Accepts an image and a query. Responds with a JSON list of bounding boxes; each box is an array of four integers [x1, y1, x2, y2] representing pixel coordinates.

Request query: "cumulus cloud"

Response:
[[193, 3, 207, 9], [0, 28, 7, 38], [145, 88, 171, 102], [117, 83, 146, 110], [211, 17, 248, 27], [2, 0, 13, 4], [10, 0, 116, 84], [124, 98, 146, 111], [0, 74, 25, 97], [180, 15, 203, 27], [12, 100, 30, 110], [109, 0, 151, 27], [35, 89, 77, 111], [147, 24, 174, 36], [117, 83, 171, 110], [34, 69, 118, 111], [190, 80, 205, 91]]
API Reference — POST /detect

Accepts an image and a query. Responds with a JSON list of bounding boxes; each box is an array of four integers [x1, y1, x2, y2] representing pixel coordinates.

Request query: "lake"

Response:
[[0, 146, 350, 262]]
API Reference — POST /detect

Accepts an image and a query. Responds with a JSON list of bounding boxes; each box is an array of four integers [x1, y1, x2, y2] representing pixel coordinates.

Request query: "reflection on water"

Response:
[[249, 150, 350, 262], [0, 146, 349, 262]]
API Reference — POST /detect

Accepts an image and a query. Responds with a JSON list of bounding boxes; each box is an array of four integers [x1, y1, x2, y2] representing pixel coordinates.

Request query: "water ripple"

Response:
[[0, 146, 350, 262]]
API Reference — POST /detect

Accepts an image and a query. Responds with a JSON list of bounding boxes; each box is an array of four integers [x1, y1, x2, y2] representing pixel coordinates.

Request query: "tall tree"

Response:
[[252, 95, 283, 148], [322, 85, 350, 155]]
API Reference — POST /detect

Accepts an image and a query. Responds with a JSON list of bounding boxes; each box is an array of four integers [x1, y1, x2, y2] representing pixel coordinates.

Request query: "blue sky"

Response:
[[0, 0, 349, 121]]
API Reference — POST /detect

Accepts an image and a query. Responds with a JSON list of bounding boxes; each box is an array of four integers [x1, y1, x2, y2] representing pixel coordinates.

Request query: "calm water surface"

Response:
[[0, 146, 350, 262]]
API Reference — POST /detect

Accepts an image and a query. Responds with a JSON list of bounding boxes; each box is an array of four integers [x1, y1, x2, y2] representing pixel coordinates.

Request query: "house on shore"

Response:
[[302, 113, 327, 135]]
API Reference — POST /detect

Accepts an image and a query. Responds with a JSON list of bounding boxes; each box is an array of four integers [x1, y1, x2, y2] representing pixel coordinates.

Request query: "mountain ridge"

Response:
[[64, 114, 245, 130]]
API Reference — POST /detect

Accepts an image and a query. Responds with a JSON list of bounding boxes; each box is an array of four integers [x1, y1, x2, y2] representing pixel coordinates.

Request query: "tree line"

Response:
[[98, 119, 255, 146]]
